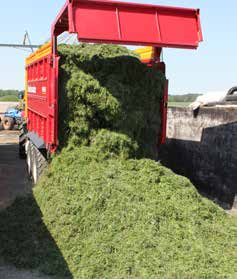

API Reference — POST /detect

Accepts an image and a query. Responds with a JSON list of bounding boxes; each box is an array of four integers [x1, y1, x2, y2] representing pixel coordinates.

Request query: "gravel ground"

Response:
[[0, 261, 53, 279], [229, 208, 237, 217], [0, 130, 19, 144], [0, 130, 52, 278], [0, 104, 66, 278], [0, 102, 19, 114], [0, 129, 31, 210]]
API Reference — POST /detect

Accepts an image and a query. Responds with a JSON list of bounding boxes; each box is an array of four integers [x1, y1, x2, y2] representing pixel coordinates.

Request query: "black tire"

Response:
[[19, 130, 26, 159], [31, 144, 48, 184], [26, 141, 32, 176], [19, 141, 26, 159], [3, 117, 14, 130]]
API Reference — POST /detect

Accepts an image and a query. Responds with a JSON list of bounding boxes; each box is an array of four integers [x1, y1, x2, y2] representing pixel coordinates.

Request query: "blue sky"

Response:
[[0, 0, 236, 94]]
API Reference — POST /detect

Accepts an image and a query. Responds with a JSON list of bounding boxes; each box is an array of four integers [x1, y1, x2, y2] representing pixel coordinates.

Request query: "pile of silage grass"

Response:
[[36, 44, 236, 277], [0, 44, 236, 278], [58, 43, 166, 159], [33, 147, 237, 278], [1, 147, 236, 278]]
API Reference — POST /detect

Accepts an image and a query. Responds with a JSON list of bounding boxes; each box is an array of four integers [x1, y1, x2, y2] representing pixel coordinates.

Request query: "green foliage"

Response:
[[0, 89, 23, 97], [0, 95, 19, 102], [168, 102, 191, 107], [33, 148, 237, 278], [58, 44, 165, 159], [169, 94, 201, 103], [0, 89, 23, 102], [0, 44, 236, 279]]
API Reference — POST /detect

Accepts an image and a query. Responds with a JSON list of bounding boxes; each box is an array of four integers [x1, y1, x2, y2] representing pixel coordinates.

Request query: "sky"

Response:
[[0, 0, 236, 94]]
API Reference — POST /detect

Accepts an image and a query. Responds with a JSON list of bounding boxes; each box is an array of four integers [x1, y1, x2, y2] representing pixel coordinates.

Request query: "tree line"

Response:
[[0, 89, 201, 103], [169, 93, 201, 103], [0, 89, 24, 98]]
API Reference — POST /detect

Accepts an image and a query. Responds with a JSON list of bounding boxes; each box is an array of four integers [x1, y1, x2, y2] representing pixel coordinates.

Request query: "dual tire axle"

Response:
[[25, 140, 48, 184]]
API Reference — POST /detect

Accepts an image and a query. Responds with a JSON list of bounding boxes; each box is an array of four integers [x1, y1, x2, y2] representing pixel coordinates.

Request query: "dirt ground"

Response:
[[0, 130, 20, 144], [0, 102, 30, 209], [0, 102, 19, 114], [0, 260, 53, 279], [0, 129, 31, 210], [229, 208, 237, 217], [0, 129, 55, 278], [0, 102, 64, 278]]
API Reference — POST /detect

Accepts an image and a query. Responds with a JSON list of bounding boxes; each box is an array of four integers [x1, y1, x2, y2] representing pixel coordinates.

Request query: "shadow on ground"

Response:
[[0, 144, 31, 209], [0, 143, 72, 278], [0, 196, 72, 278]]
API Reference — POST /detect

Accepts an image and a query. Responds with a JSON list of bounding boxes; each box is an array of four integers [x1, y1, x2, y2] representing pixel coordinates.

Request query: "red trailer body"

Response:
[[26, 44, 54, 149], [23, 0, 202, 182]]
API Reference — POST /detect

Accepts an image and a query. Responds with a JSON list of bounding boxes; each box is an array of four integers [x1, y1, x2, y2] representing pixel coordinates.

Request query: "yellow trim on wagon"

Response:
[[134, 46, 154, 61], [24, 69, 28, 118], [26, 42, 52, 66]]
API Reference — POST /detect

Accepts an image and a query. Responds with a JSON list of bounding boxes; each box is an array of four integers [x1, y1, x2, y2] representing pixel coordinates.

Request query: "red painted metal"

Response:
[[160, 79, 169, 145], [140, 48, 168, 146], [27, 55, 52, 147], [53, 0, 202, 49], [26, 0, 202, 153]]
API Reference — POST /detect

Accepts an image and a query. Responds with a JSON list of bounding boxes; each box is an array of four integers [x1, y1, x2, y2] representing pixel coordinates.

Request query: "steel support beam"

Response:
[[0, 44, 41, 49]]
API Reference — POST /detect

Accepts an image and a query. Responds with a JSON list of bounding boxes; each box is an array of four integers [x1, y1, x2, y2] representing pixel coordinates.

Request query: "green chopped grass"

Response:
[[58, 43, 165, 159], [34, 147, 237, 278], [0, 44, 236, 279]]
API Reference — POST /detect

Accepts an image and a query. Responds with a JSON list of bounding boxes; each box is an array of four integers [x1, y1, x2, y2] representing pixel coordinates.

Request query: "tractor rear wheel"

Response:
[[3, 117, 14, 130]]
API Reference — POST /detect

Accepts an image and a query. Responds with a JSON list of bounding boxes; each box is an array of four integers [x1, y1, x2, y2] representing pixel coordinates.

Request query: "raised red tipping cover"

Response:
[[53, 0, 202, 49]]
